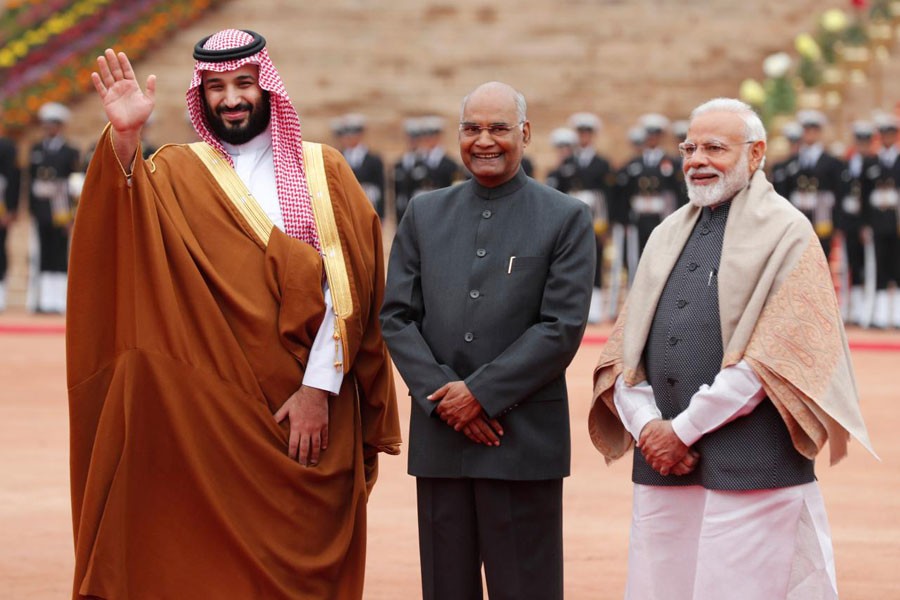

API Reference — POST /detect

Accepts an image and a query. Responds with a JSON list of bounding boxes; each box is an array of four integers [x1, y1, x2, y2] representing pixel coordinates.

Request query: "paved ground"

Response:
[[1, 310, 897, 598]]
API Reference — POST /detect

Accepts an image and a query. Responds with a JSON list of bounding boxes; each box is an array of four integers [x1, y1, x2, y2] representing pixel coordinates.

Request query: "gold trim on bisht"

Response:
[[188, 142, 273, 246], [303, 141, 353, 374]]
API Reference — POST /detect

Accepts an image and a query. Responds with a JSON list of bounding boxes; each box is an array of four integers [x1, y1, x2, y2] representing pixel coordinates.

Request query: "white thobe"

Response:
[[224, 129, 344, 394], [613, 361, 838, 600]]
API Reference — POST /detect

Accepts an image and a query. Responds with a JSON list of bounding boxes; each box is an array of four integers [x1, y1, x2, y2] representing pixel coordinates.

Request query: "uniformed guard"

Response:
[[863, 112, 900, 328], [393, 117, 426, 223], [607, 124, 649, 320], [565, 112, 615, 322], [418, 115, 463, 191], [545, 127, 579, 192], [780, 110, 843, 259], [617, 113, 680, 257], [338, 113, 386, 220], [770, 120, 802, 196], [838, 120, 877, 325], [330, 115, 350, 153], [671, 119, 689, 144], [28, 102, 80, 313], [0, 118, 21, 312], [671, 118, 690, 207]]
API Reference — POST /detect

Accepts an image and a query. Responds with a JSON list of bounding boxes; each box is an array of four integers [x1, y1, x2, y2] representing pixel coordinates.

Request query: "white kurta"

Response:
[[613, 362, 838, 599]]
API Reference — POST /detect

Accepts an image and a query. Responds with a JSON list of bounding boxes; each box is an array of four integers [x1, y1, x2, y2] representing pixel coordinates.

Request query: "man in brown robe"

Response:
[[67, 29, 400, 599]]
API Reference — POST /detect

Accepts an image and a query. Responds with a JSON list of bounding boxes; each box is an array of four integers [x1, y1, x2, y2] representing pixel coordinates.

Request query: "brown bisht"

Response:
[[67, 127, 400, 599]]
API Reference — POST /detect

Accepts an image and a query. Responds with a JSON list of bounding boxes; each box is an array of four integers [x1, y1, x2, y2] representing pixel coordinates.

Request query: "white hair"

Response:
[[689, 98, 767, 144], [689, 98, 766, 168], [460, 82, 527, 123], [513, 91, 527, 123]]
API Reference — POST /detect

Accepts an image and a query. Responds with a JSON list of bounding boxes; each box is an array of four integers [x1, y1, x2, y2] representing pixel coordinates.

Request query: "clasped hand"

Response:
[[638, 419, 699, 476], [429, 381, 503, 447]]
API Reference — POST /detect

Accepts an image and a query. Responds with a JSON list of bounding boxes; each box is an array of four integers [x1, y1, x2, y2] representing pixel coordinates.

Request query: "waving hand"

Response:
[[91, 49, 156, 166]]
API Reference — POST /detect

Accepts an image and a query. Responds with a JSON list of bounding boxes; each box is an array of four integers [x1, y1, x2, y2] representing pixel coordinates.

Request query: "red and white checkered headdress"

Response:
[[187, 29, 319, 251]]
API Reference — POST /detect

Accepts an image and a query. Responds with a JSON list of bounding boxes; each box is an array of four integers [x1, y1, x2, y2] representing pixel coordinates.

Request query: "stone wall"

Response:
[[55, 0, 850, 172]]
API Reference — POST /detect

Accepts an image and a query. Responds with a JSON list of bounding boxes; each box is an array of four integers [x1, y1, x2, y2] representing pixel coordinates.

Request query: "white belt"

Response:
[[871, 188, 899, 209], [790, 191, 818, 211], [842, 196, 861, 215], [571, 189, 599, 209], [632, 195, 666, 215]]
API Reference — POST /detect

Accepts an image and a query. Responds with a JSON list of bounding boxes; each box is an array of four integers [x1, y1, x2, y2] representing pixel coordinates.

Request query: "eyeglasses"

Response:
[[459, 121, 525, 138], [678, 140, 755, 159]]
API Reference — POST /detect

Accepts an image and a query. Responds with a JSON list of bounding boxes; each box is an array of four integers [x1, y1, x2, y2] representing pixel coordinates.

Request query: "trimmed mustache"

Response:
[[217, 103, 253, 115], [687, 167, 722, 177]]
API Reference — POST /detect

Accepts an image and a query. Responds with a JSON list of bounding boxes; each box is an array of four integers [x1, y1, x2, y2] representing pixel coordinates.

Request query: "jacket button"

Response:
[[464, 332, 474, 342], [469, 289, 480, 299], [476, 248, 487, 257], [667, 377, 677, 386], [677, 299, 688, 309], [482, 209, 492, 219], [700, 227, 710, 235], [688, 262, 699, 271], [668, 336, 679, 346]]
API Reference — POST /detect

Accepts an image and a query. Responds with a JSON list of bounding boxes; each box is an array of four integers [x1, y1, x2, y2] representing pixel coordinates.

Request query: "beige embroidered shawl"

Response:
[[589, 169, 875, 466]]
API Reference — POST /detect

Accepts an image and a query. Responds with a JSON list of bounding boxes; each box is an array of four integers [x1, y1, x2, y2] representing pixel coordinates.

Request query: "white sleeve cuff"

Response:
[[631, 405, 665, 441], [671, 396, 706, 446], [613, 375, 662, 440], [302, 281, 345, 395], [672, 360, 765, 446]]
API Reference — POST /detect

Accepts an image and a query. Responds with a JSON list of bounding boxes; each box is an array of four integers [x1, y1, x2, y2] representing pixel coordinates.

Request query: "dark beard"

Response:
[[204, 91, 271, 145]]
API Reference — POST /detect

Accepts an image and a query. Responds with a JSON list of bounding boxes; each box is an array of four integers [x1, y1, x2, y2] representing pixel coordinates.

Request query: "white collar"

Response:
[[222, 126, 272, 157], [578, 146, 596, 163]]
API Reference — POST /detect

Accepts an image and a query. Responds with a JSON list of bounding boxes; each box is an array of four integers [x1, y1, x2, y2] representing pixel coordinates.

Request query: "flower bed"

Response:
[[0, 0, 223, 131]]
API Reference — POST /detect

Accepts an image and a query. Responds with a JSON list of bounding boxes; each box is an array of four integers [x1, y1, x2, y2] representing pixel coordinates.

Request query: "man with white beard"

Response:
[[589, 98, 875, 600]]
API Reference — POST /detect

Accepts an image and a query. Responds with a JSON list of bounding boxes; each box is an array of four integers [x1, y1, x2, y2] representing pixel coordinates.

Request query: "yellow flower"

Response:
[[739, 79, 767, 106], [0, 49, 15, 68], [10, 40, 29, 58], [821, 9, 848, 33], [46, 17, 67, 35], [795, 33, 822, 61], [24, 29, 44, 46]]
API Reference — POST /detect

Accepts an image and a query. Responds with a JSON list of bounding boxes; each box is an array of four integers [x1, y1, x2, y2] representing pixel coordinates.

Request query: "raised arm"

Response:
[[90, 49, 156, 171]]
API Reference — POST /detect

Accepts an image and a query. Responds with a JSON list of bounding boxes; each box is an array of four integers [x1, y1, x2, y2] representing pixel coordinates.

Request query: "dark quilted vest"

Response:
[[632, 201, 815, 490]]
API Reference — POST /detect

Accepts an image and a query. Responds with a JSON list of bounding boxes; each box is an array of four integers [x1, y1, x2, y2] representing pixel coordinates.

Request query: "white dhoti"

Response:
[[625, 482, 837, 600]]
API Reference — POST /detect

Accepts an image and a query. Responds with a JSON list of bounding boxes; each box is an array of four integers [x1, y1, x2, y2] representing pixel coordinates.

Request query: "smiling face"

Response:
[[459, 83, 530, 188], [201, 64, 271, 145], [683, 110, 766, 207]]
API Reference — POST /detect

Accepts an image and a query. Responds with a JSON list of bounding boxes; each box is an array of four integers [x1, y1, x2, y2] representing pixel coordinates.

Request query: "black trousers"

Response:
[[416, 477, 563, 600], [0, 226, 7, 280], [818, 234, 832, 260], [37, 221, 69, 273], [874, 232, 900, 289], [636, 215, 662, 259], [844, 227, 865, 286]]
